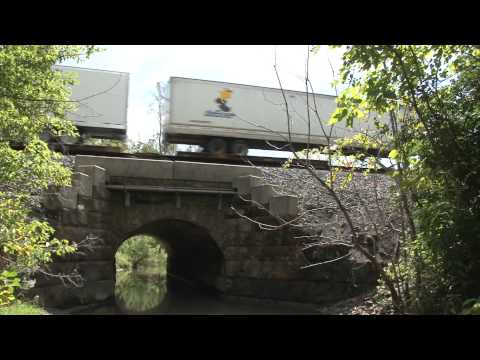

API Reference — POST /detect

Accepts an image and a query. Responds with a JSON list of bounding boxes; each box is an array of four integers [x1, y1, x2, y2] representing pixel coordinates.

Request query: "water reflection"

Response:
[[95, 270, 317, 314], [73, 268, 318, 314], [115, 271, 167, 313]]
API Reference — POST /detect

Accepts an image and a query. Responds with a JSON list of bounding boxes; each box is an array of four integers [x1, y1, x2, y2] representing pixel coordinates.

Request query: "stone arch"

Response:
[[115, 218, 225, 295]]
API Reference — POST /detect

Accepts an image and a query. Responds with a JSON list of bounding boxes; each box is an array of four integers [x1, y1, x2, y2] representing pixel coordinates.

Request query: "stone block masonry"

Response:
[[34, 154, 378, 308]]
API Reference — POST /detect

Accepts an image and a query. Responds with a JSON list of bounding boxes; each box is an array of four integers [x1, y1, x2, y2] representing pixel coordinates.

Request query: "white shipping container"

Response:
[[166, 77, 390, 153], [54, 65, 129, 140]]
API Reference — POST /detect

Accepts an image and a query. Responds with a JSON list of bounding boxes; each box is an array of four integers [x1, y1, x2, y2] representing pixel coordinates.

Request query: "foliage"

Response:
[[115, 235, 168, 313], [0, 270, 20, 305], [462, 298, 480, 315], [128, 134, 162, 154], [320, 45, 480, 313], [0, 300, 46, 315], [83, 137, 128, 151], [128, 132, 176, 155], [115, 235, 167, 272], [115, 271, 166, 313], [0, 45, 98, 305]]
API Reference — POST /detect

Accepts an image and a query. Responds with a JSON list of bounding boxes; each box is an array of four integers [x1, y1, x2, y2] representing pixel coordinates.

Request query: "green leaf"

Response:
[[1, 271, 18, 278], [388, 149, 399, 159], [0, 45, 98, 304]]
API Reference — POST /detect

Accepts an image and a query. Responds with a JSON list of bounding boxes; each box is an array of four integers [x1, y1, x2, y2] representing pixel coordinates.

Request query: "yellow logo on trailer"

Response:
[[204, 88, 235, 118], [215, 89, 233, 112]]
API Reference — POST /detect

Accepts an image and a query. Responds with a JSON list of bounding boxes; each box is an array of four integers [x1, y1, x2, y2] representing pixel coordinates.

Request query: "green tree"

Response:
[[323, 45, 480, 313], [116, 235, 167, 272], [128, 132, 176, 155], [128, 134, 162, 154], [83, 137, 128, 151], [0, 45, 98, 305]]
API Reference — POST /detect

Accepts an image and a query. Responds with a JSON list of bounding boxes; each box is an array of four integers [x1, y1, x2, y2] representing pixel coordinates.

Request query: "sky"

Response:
[[60, 45, 345, 149]]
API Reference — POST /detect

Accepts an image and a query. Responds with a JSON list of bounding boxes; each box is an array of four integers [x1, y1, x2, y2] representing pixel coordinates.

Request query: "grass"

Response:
[[0, 301, 47, 315]]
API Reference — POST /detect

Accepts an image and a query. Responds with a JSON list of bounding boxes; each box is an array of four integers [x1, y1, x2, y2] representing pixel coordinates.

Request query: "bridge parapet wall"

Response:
[[73, 155, 300, 219], [74, 155, 262, 185]]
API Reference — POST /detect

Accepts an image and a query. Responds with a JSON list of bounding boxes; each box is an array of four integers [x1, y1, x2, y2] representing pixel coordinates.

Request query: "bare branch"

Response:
[[301, 250, 353, 269]]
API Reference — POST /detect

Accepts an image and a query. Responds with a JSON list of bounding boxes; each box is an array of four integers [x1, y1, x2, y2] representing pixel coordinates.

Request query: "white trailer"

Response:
[[54, 65, 129, 141], [166, 77, 390, 155]]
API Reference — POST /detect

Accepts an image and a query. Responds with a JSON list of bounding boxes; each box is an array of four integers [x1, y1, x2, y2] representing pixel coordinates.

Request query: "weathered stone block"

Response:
[[58, 188, 78, 210], [77, 209, 89, 226], [260, 246, 297, 261], [73, 172, 92, 198], [223, 218, 240, 229], [280, 281, 310, 301], [302, 267, 332, 282], [237, 231, 267, 246], [223, 230, 246, 246], [91, 199, 109, 212], [76, 155, 174, 179], [43, 188, 78, 210], [77, 195, 93, 209], [36, 279, 115, 308], [254, 231, 279, 246], [28, 284, 75, 308], [87, 211, 110, 228], [76, 165, 106, 187], [244, 245, 263, 259], [255, 279, 292, 300], [61, 209, 89, 226], [269, 195, 298, 218], [238, 219, 252, 232], [251, 184, 274, 205], [35, 261, 114, 289], [92, 185, 110, 200], [225, 261, 243, 276], [215, 276, 233, 292], [243, 260, 262, 278], [271, 261, 301, 280], [227, 277, 258, 297], [88, 280, 115, 302], [223, 246, 250, 260], [233, 175, 263, 195], [42, 193, 61, 210], [55, 225, 105, 243], [81, 261, 115, 282], [52, 238, 114, 262], [174, 162, 261, 183], [259, 261, 275, 278]]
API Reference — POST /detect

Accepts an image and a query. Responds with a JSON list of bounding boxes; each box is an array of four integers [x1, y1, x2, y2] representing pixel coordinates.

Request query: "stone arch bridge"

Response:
[[34, 155, 375, 308]]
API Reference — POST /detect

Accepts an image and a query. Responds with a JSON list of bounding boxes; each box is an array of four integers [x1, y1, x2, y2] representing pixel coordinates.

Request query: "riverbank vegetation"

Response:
[[0, 45, 99, 311], [0, 300, 46, 315], [308, 45, 480, 314], [237, 45, 480, 314]]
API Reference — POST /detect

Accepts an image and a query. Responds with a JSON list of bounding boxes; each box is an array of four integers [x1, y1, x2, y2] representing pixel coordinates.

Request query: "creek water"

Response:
[[72, 270, 320, 315]]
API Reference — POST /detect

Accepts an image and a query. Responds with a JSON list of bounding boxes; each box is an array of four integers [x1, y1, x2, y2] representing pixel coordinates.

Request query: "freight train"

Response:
[[165, 77, 391, 155], [52, 65, 129, 143], [56, 66, 389, 156]]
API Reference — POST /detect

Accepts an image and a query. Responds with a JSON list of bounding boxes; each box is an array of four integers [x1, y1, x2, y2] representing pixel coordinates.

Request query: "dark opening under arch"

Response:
[[116, 219, 224, 295]]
